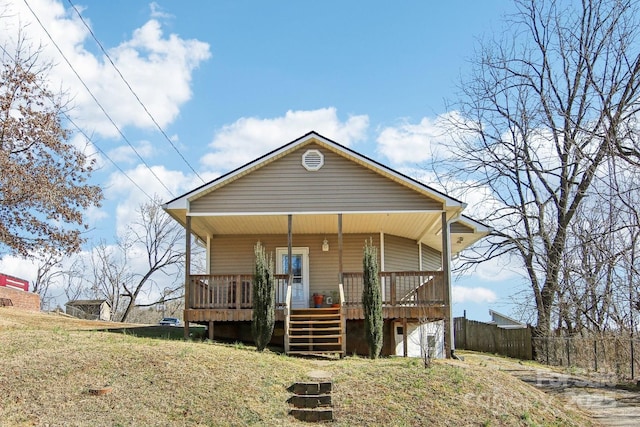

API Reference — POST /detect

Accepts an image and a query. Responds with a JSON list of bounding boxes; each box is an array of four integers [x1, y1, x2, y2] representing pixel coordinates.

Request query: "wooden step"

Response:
[[289, 327, 342, 332], [289, 320, 341, 326], [289, 334, 342, 339], [290, 314, 341, 320], [290, 338, 342, 344], [286, 308, 345, 357], [289, 350, 342, 356], [291, 308, 340, 313]]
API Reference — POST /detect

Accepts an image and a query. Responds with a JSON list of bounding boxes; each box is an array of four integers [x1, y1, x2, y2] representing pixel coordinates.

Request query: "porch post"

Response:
[[338, 214, 343, 284], [287, 214, 293, 296], [402, 317, 408, 357], [441, 212, 454, 358], [184, 215, 191, 340]]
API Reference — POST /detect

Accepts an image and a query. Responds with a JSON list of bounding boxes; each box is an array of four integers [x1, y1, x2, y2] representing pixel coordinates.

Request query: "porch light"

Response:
[[322, 239, 329, 252]]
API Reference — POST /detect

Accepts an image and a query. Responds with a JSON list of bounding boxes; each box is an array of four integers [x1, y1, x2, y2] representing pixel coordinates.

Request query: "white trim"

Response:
[[276, 247, 310, 309], [206, 235, 211, 275], [185, 209, 446, 217], [302, 149, 324, 171], [379, 232, 385, 271], [380, 232, 385, 301], [418, 241, 423, 270]]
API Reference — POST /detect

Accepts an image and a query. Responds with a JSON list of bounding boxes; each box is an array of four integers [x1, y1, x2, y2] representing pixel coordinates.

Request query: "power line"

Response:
[[0, 43, 155, 203], [66, 0, 206, 185], [22, 0, 175, 198]]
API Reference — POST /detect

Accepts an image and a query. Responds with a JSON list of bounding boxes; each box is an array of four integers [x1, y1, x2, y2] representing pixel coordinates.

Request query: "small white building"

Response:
[[394, 320, 445, 359], [488, 309, 527, 329], [65, 299, 111, 321]]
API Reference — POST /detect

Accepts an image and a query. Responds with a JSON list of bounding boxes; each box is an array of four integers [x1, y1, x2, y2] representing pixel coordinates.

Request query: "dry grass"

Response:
[[0, 307, 594, 426]]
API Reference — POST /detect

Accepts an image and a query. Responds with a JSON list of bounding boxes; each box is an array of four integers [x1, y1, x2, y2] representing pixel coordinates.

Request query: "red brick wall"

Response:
[[0, 286, 40, 311]]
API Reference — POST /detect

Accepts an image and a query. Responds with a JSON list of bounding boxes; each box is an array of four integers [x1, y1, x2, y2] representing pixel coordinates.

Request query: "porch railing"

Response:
[[188, 274, 288, 309], [187, 271, 444, 310], [342, 271, 445, 307]]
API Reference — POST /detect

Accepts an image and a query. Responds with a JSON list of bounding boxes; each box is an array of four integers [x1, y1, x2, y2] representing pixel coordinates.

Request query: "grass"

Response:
[[0, 307, 595, 426]]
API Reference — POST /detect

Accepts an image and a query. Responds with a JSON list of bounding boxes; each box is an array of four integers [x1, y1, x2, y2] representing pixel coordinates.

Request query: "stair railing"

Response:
[[284, 281, 292, 355], [338, 283, 346, 356]]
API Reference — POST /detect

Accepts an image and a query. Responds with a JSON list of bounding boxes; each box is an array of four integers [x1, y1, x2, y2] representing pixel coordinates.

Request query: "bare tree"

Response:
[[119, 198, 184, 322], [0, 36, 102, 258], [87, 240, 129, 320], [440, 0, 640, 338], [31, 253, 64, 310]]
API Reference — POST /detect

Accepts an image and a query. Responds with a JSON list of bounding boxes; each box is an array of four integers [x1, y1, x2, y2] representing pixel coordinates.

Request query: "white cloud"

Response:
[[201, 108, 369, 173], [376, 112, 466, 165], [0, 256, 39, 288], [149, 2, 173, 19], [107, 140, 155, 164], [0, 0, 210, 144], [106, 164, 196, 236], [452, 285, 497, 304]]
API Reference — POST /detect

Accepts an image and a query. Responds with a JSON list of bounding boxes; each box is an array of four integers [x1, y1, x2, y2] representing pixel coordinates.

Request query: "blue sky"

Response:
[[0, 0, 527, 322]]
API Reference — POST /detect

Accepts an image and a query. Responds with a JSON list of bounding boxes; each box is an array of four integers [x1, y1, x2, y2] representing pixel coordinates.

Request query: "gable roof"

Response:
[[65, 299, 111, 307], [163, 131, 491, 252], [164, 131, 466, 211]]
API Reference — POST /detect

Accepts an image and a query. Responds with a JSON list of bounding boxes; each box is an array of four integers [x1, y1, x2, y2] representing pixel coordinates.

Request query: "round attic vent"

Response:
[[302, 149, 324, 171]]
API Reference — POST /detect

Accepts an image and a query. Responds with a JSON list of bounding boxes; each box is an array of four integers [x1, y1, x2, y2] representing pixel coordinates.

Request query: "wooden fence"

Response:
[[454, 317, 533, 360]]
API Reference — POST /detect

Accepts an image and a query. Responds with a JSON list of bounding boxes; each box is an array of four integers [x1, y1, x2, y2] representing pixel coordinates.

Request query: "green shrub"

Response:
[[363, 238, 383, 359], [252, 242, 275, 351]]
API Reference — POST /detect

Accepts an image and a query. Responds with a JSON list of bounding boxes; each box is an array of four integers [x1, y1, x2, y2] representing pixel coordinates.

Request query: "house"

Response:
[[65, 299, 111, 321], [0, 273, 40, 311], [163, 131, 490, 357], [489, 309, 527, 329]]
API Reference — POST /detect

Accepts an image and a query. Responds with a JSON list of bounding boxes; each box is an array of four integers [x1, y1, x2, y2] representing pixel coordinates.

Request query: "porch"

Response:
[[184, 270, 447, 356], [184, 270, 446, 323]]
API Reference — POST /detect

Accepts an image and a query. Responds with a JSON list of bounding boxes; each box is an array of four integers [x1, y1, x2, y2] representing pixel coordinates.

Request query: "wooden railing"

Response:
[[188, 274, 288, 309], [188, 271, 444, 310], [342, 271, 445, 307]]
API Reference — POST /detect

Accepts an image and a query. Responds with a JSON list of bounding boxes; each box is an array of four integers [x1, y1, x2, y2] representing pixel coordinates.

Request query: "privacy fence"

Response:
[[454, 317, 533, 360]]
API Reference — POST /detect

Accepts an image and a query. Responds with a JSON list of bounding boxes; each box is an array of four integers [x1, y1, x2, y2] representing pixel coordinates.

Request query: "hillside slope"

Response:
[[0, 307, 593, 426]]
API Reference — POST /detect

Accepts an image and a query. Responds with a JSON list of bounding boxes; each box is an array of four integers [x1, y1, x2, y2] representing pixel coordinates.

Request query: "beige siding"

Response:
[[383, 234, 420, 271], [421, 243, 442, 270], [191, 143, 443, 214], [451, 222, 474, 233], [210, 233, 380, 298]]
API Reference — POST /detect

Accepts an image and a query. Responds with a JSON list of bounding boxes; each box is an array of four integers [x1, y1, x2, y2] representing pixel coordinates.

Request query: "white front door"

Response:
[[276, 247, 309, 309]]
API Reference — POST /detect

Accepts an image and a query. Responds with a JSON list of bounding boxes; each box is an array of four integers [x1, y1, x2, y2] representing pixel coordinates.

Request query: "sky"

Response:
[[0, 0, 528, 322]]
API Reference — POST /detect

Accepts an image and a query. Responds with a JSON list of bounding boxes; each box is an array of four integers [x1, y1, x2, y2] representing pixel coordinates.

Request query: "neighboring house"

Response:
[[65, 299, 111, 321], [489, 309, 528, 329], [0, 273, 40, 311], [163, 131, 490, 358]]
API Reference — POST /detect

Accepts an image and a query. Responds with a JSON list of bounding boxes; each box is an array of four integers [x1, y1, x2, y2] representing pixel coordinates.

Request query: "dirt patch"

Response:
[[462, 351, 640, 426]]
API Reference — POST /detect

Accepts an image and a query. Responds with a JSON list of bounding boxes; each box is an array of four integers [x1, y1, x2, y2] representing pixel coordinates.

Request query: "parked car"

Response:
[[158, 317, 182, 327]]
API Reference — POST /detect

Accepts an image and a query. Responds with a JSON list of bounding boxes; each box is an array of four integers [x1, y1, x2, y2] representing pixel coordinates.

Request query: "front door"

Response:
[[276, 247, 309, 309]]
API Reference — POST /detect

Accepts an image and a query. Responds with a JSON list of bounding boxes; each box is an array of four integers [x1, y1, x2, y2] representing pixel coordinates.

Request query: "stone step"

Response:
[[287, 381, 332, 395], [287, 394, 332, 408], [289, 408, 333, 422]]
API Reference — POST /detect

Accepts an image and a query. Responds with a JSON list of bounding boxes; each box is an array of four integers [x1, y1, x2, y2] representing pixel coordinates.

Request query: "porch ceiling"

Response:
[[187, 212, 480, 253]]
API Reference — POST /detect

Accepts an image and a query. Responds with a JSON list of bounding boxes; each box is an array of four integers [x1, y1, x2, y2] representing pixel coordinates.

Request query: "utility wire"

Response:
[[66, 0, 206, 184], [22, 0, 175, 198], [0, 43, 155, 202]]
